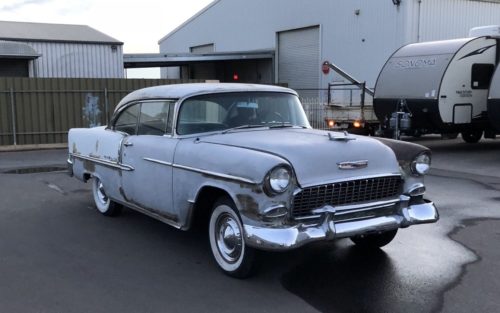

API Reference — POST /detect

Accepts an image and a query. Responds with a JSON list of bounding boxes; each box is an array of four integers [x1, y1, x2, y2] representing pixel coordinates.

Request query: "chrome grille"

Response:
[[292, 176, 402, 218]]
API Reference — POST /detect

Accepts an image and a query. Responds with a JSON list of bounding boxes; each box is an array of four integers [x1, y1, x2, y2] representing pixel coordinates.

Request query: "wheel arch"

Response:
[[83, 172, 92, 182], [187, 185, 236, 230]]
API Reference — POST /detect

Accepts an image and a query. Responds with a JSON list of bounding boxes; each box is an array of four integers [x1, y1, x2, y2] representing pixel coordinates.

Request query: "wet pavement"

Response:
[[0, 137, 499, 313]]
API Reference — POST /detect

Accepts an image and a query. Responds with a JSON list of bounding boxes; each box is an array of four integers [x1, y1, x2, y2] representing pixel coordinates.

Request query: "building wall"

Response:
[[419, 0, 500, 41], [159, 0, 500, 89], [159, 0, 408, 88], [26, 41, 124, 78]]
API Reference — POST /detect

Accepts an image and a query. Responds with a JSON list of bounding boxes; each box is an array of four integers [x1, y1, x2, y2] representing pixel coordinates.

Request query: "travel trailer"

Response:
[[488, 64, 500, 132], [374, 35, 498, 142]]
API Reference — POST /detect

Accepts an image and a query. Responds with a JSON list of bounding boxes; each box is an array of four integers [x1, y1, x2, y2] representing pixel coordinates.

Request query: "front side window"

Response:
[[177, 92, 310, 135], [137, 101, 175, 136]]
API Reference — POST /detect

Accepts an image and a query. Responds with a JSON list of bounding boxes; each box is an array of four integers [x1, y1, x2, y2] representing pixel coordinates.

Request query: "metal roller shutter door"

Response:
[[278, 26, 320, 99]]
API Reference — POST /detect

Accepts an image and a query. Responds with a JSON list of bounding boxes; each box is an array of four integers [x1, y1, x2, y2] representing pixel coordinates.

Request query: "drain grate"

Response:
[[2, 166, 67, 174]]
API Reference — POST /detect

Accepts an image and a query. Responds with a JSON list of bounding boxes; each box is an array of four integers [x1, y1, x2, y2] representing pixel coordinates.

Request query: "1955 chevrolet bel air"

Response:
[[68, 83, 438, 277]]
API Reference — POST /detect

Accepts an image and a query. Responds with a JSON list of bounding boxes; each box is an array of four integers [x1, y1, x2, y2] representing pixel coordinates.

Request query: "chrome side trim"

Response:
[[143, 157, 173, 167], [70, 153, 134, 171], [113, 198, 182, 229], [173, 163, 258, 185]]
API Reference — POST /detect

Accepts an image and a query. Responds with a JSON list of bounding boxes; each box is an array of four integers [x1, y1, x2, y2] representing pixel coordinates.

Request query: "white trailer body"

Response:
[[488, 64, 500, 132], [374, 36, 498, 141]]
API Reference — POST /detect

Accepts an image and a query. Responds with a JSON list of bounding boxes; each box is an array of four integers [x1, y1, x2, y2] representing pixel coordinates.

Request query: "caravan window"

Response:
[[471, 63, 495, 89]]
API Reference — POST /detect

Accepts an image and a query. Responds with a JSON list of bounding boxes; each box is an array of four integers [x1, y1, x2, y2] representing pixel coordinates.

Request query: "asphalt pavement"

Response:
[[0, 136, 499, 313]]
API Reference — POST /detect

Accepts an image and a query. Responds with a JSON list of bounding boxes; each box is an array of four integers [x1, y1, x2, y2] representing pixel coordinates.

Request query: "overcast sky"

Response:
[[0, 0, 214, 77]]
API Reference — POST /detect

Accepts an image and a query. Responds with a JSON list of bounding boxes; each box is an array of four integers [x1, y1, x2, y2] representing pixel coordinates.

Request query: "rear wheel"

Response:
[[350, 229, 398, 248], [209, 197, 255, 278], [92, 177, 122, 217], [461, 130, 483, 143]]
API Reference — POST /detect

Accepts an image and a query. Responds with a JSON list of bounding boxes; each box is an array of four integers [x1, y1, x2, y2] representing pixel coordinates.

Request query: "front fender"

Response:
[[374, 137, 431, 193], [174, 140, 290, 185], [172, 139, 293, 228]]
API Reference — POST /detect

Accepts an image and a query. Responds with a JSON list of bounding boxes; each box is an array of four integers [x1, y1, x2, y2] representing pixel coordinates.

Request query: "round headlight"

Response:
[[268, 166, 291, 193], [411, 153, 431, 176]]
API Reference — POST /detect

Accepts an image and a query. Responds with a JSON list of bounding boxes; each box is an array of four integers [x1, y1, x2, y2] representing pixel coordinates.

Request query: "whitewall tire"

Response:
[[209, 197, 255, 278], [92, 177, 122, 217]]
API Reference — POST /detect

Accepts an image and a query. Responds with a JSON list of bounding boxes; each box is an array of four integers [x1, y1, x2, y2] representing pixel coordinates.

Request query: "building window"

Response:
[[190, 44, 214, 54]]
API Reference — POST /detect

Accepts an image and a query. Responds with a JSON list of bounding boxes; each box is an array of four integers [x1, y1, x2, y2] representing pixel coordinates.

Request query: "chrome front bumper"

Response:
[[243, 196, 438, 251]]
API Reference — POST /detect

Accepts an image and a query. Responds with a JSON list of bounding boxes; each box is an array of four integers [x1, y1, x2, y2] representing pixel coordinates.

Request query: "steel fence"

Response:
[[0, 77, 201, 146], [0, 82, 370, 146]]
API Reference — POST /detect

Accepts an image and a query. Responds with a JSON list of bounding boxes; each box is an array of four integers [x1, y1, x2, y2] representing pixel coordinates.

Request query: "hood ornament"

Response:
[[328, 131, 356, 141], [337, 160, 368, 170]]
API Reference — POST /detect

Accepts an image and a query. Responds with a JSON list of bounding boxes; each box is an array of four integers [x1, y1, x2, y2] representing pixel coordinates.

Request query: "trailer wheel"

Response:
[[461, 130, 483, 143]]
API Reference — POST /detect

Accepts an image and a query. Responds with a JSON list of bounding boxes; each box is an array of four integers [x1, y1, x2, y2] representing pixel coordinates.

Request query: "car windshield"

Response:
[[177, 92, 310, 135]]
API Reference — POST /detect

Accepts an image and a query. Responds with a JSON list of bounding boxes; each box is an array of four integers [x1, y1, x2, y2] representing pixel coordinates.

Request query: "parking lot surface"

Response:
[[0, 136, 499, 313]]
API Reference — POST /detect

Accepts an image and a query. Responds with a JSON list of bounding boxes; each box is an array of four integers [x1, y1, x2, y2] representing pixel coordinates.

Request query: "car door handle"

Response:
[[124, 142, 134, 147]]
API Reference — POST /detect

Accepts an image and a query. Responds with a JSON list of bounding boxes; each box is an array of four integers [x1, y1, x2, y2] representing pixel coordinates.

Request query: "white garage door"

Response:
[[278, 26, 320, 100]]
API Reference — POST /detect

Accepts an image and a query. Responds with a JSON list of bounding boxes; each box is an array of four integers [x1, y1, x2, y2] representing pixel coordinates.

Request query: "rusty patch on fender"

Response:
[[236, 194, 260, 219], [83, 160, 95, 172], [72, 142, 78, 154]]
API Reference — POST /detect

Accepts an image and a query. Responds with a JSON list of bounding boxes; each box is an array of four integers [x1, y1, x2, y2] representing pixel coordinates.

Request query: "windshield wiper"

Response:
[[221, 124, 265, 134]]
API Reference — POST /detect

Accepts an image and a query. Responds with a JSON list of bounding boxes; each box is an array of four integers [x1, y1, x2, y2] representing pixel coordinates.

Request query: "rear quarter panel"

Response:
[[68, 126, 126, 202]]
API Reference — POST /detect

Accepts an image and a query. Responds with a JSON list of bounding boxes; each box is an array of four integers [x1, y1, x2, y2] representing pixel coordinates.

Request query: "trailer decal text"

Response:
[[395, 58, 437, 69]]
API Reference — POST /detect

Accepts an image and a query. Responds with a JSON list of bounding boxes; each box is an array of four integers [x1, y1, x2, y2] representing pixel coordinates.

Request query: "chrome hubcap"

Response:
[[215, 213, 242, 263], [96, 180, 108, 204]]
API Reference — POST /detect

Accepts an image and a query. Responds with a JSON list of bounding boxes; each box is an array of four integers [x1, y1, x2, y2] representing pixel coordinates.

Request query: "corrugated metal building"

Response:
[[0, 21, 124, 78], [156, 0, 500, 98]]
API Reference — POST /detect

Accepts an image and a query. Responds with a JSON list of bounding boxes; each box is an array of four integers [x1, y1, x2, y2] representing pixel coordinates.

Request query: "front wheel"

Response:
[[92, 177, 122, 217], [350, 229, 398, 248], [461, 130, 483, 143], [209, 197, 255, 278]]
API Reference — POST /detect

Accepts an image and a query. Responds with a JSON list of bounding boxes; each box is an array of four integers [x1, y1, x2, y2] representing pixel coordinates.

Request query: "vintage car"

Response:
[[68, 83, 438, 277]]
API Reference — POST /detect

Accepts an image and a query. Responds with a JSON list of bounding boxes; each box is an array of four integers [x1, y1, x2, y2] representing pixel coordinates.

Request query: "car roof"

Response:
[[115, 83, 298, 113]]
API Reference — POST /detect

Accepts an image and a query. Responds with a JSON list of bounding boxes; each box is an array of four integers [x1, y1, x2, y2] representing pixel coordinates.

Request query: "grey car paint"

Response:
[[68, 83, 438, 251]]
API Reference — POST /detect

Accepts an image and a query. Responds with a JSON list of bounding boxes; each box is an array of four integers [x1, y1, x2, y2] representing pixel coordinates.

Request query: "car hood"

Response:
[[199, 128, 400, 187]]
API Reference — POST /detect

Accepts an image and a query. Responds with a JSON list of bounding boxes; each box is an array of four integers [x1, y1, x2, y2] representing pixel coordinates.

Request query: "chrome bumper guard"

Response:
[[67, 156, 74, 177], [244, 196, 438, 251]]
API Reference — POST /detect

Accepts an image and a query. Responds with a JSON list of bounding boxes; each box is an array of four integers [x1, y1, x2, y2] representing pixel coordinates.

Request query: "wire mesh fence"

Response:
[[295, 87, 375, 130]]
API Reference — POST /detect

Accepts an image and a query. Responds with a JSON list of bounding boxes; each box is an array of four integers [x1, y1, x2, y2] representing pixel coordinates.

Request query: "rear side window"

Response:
[[114, 101, 176, 136], [471, 63, 494, 89], [114, 104, 139, 135]]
